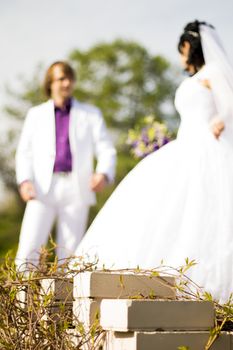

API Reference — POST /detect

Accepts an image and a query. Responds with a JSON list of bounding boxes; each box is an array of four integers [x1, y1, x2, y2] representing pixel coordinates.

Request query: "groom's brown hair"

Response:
[[43, 61, 76, 98]]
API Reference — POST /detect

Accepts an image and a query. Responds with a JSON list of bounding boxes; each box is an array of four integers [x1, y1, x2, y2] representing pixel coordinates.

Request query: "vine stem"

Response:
[[204, 316, 228, 350]]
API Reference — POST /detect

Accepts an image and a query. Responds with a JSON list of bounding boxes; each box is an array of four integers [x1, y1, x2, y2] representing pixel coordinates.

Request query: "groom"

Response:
[[15, 61, 116, 269]]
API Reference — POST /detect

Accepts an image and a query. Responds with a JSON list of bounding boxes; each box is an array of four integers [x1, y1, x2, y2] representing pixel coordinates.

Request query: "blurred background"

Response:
[[0, 0, 232, 258]]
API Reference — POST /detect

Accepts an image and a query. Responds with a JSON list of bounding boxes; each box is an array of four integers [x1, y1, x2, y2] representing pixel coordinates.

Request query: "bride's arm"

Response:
[[200, 78, 225, 139], [210, 118, 225, 139]]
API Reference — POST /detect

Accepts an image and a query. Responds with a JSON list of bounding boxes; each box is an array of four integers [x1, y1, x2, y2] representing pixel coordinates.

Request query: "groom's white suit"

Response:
[[15, 96, 116, 268], [16, 99, 116, 203]]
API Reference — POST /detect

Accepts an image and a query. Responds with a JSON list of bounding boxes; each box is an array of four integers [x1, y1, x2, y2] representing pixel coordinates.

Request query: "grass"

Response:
[[0, 202, 24, 259]]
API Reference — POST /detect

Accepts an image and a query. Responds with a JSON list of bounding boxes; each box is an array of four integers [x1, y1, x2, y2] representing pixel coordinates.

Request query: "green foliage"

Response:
[[3, 64, 46, 124], [1, 65, 46, 192], [1, 39, 176, 195], [70, 39, 176, 128], [0, 252, 232, 348], [0, 253, 103, 349], [0, 202, 24, 258]]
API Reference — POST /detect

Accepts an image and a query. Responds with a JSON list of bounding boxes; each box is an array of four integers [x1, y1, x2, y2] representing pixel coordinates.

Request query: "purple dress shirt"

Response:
[[53, 99, 72, 172]]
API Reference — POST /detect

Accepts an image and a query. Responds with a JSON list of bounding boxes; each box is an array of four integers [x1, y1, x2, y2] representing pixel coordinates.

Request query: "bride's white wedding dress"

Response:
[[75, 65, 233, 302]]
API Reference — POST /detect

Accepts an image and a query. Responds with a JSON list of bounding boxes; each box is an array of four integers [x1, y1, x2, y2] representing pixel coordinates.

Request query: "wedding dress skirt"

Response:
[[75, 65, 233, 303]]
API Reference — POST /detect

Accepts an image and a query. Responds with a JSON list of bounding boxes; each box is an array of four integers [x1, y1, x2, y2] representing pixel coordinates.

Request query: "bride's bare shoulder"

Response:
[[196, 63, 219, 90]]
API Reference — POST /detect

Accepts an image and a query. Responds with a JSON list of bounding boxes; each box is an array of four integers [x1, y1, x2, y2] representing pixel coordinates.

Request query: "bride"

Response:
[[75, 20, 233, 303]]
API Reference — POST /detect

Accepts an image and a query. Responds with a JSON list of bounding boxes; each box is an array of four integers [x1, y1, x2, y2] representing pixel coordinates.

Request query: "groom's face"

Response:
[[50, 65, 75, 101]]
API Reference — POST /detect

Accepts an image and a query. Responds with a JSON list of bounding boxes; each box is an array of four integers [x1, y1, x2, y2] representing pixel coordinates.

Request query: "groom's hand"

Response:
[[19, 180, 36, 202], [90, 173, 108, 193]]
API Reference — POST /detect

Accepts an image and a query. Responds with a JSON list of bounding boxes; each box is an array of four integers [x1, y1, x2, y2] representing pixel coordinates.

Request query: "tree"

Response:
[[70, 39, 176, 128], [0, 39, 177, 193], [0, 65, 46, 192]]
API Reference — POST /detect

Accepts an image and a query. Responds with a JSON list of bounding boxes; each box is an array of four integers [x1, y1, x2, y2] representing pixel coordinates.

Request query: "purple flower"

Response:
[[127, 117, 172, 159]]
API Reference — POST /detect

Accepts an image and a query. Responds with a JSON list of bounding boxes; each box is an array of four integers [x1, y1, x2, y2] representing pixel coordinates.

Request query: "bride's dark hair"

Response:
[[178, 20, 214, 72]]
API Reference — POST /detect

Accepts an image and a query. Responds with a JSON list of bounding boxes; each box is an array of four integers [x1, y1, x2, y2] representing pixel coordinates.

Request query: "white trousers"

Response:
[[16, 173, 89, 270]]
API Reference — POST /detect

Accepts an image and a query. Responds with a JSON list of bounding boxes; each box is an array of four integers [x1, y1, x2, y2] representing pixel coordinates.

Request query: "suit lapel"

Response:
[[69, 99, 88, 146], [46, 100, 56, 156]]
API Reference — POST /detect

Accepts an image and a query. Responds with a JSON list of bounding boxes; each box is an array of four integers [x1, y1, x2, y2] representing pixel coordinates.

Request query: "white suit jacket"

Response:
[[16, 99, 116, 205]]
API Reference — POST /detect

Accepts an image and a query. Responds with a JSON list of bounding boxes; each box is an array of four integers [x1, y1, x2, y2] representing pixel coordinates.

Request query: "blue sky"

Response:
[[0, 0, 233, 104]]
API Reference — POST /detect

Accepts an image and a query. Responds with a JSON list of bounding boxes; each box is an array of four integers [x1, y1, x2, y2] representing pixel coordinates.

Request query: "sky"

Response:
[[0, 0, 233, 107]]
